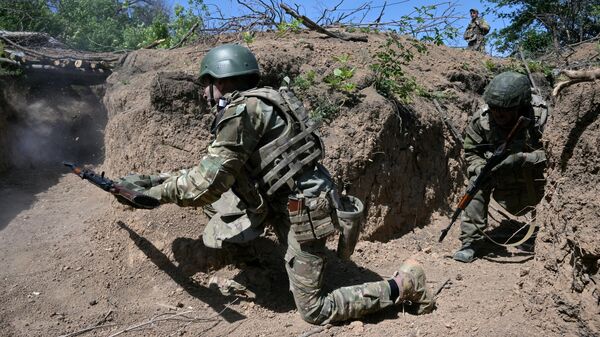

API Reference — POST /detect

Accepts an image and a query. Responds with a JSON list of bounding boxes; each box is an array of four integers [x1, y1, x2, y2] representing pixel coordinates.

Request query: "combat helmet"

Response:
[[199, 44, 260, 85], [483, 71, 532, 108]]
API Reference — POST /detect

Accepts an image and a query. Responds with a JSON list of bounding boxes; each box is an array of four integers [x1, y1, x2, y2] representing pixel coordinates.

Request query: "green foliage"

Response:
[[371, 36, 425, 103], [309, 96, 339, 122], [485, 0, 600, 54], [0, 0, 205, 52], [292, 70, 316, 91], [277, 19, 303, 35], [170, 0, 206, 47], [324, 55, 356, 93], [0, 0, 59, 33], [122, 14, 170, 49], [483, 59, 499, 73], [0, 41, 22, 76], [526, 60, 553, 78], [242, 31, 255, 44]]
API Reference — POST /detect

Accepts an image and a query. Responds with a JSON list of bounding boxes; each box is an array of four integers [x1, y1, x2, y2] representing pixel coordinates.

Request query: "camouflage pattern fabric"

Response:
[[137, 88, 435, 324], [464, 18, 490, 52], [460, 106, 546, 246], [282, 204, 394, 324]]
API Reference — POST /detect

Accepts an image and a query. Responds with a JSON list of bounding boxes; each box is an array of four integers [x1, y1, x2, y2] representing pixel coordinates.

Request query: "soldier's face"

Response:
[[490, 106, 519, 128], [203, 79, 227, 106], [470, 11, 478, 19]]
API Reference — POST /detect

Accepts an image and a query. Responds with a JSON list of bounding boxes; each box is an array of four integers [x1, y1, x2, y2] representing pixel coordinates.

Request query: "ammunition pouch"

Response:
[[288, 192, 335, 244], [333, 195, 364, 260]]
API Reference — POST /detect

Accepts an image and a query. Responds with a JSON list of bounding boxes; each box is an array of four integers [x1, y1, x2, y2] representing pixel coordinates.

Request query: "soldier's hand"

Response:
[[521, 150, 546, 168], [113, 174, 164, 208], [492, 153, 524, 173], [114, 174, 165, 192]]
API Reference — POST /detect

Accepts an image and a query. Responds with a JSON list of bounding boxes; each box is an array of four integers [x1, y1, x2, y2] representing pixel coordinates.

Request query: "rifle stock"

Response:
[[63, 161, 160, 209], [438, 116, 530, 243]]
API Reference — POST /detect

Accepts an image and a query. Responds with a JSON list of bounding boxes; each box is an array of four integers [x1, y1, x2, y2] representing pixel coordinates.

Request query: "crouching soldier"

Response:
[[116, 44, 436, 323], [454, 71, 549, 263]]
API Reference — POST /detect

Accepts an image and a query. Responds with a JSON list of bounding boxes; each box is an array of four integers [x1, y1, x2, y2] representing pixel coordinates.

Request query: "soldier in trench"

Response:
[[453, 72, 549, 263], [115, 44, 436, 324]]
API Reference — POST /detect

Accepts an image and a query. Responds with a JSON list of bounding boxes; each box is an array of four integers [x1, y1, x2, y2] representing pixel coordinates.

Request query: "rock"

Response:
[[349, 320, 364, 333], [89, 299, 98, 306]]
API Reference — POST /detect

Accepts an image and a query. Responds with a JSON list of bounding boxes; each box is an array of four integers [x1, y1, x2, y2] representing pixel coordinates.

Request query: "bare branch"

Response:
[[553, 68, 600, 96], [280, 3, 368, 42]]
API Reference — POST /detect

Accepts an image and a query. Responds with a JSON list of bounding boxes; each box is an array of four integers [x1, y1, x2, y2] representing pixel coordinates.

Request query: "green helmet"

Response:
[[483, 72, 532, 108], [199, 44, 260, 83]]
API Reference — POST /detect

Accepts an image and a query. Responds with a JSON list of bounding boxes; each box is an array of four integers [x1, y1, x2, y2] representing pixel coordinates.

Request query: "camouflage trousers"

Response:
[[466, 38, 485, 52], [459, 176, 545, 246], [283, 222, 393, 324]]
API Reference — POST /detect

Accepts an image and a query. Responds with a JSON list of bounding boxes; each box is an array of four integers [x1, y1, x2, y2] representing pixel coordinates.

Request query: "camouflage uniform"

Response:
[[118, 44, 434, 323], [459, 91, 548, 248], [138, 87, 433, 323], [464, 17, 490, 52]]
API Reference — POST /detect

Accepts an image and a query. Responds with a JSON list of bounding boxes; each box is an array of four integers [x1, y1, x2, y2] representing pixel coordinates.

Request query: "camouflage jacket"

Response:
[[464, 94, 548, 184], [146, 89, 329, 210], [463, 18, 490, 42]]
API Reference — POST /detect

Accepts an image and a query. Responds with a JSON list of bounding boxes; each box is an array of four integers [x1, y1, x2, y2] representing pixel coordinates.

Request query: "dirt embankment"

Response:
[[524, 80, 600, 336]]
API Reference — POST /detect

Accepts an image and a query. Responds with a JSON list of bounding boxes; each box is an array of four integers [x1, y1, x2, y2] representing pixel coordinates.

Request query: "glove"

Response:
[[113, 174, 166, 207], [521, 150, 546, 168], [492, 150, 546, 173], [114, 174, 165, 192], [491, 153, 525, 174]]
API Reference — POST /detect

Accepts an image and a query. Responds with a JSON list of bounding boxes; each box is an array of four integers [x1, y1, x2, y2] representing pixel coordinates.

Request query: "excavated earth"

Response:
[[0, 31, 598, 337]]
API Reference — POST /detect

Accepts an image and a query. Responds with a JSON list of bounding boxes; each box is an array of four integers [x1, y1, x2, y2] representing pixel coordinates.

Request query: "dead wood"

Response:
[[279, 4, 368, 42], [0, 57, 19, 66], [553, 68, 600, 96], [170, 22, 200, 50], [144, 38, 166, 49]]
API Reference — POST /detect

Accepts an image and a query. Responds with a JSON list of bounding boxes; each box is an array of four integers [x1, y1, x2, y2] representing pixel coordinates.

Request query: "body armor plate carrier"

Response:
[[241, 86, 324, 196]]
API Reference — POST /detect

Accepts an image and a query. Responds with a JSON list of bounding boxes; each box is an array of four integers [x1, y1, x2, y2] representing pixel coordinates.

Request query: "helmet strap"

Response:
[[208, 79, 217, 107]]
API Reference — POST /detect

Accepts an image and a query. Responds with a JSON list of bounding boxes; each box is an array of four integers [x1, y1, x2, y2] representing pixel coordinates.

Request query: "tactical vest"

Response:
[[241, 86, 324, 196]]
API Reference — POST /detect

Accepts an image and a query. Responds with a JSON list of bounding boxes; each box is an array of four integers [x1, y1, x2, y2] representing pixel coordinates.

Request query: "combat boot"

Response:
[[392, 259, 435, 314], [453, 241, 482, 263]]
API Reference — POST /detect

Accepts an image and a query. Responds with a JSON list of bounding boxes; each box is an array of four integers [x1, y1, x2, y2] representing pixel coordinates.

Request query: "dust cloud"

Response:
[[0, 80, 107, 171]]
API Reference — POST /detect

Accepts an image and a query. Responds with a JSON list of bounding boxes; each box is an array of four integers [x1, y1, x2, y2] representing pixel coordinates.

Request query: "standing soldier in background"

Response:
[[115, 44, 436, 324], [453, 72, 549, 263], [464, 8, 490, 52]]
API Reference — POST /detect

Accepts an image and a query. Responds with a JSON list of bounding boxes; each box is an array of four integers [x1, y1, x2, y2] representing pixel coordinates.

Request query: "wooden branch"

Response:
[[0, 33, 119, 63], [279, 3, 368, 42], [553, 68, 600, 96], [143, 38, 166, 49], [170, 22, 199, 50], [0, 57, 19, 65]]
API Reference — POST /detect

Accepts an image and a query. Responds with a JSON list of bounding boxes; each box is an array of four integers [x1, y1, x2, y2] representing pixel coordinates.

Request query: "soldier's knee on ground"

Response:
[[393, 259, 436, 314]]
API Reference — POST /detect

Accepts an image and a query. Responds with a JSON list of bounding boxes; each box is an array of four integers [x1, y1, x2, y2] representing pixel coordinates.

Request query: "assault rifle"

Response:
[[63, 162, 160, 209], [438, 116, 531, 243]]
